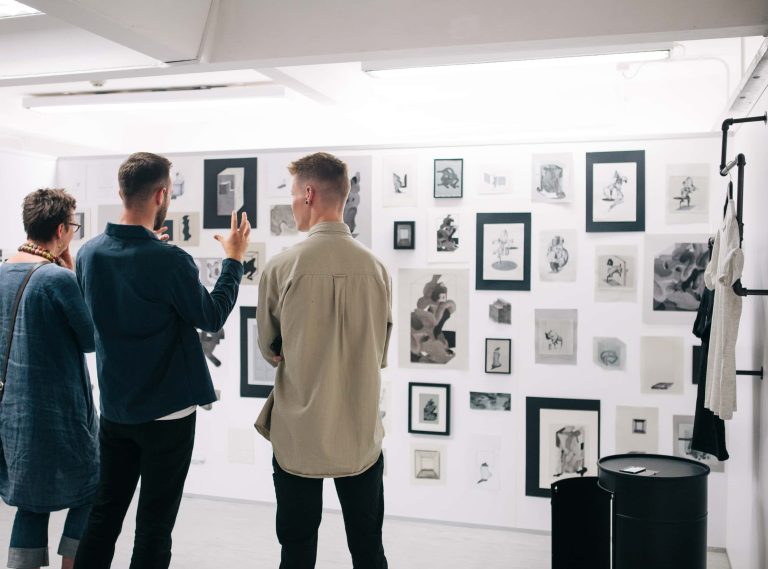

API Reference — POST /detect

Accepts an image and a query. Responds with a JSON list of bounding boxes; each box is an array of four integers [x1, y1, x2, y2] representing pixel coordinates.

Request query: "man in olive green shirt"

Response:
[[255, 152, 391, 569]]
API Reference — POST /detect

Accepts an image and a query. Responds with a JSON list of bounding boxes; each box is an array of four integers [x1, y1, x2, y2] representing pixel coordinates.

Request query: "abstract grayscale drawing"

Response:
[[217, 167, 245, 216], [652, 241, 708, 312], [545, 235, 569, 273], [409, 382, 450, 435], [666, 165, 709, 224], [436, 214, 458, 252], [673, 415, 724, 472], [433, 158, 463, 198], [593, 337, 626, 370], [414, 449, 441, 480], [469, 392, 511, 411], [343, 170, 361, 236], [489, 298, 511, 324], [539, 229, 577, 282], [194, 258, 223, 287], [535, 309, 578, 365], [198, 328, 224, 367], [552, 425, 588, 478], [171, 171, 185, 199], [382, 155, 418, 207], [409, 274, 457, 365], [240, 243, 266, 286], [270, 205, 298, 236], [532, 154, 572, 203]]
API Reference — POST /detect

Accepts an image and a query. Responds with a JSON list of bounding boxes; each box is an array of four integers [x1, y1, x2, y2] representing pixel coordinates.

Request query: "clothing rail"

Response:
[[719, 113, 768, 297]]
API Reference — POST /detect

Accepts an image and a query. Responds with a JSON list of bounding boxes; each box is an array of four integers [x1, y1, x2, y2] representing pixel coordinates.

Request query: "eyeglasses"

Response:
[[68, 221, 82, 233]]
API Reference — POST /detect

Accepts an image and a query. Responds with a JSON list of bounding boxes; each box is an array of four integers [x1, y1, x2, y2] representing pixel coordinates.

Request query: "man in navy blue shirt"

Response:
[[74, 152, 250, 569]]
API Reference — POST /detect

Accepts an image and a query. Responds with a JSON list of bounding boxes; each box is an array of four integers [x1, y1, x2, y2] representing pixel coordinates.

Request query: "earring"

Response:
[[305, 200, 310, 205]]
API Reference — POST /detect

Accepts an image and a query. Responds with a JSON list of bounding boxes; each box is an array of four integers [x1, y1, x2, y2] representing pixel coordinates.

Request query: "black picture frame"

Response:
[[433, 158, 463, 198], [239, 306, 274, 398], [485, 338, 511, 374], [692, 345, 703, 385], [408, 382, 451, 436], [525, 397, 601, 498], [586, 150, 645, 232], [393, 221, 415, 250], [204, 157, 258, 229], [475, 212, 531, 291]]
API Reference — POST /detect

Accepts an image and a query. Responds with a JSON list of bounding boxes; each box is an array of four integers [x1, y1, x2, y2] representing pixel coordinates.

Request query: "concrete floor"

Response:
[[0, 495, 730, 568]]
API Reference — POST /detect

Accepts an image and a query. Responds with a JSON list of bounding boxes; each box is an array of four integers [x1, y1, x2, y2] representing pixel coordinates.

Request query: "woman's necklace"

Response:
[[17, 242, 60, 265]]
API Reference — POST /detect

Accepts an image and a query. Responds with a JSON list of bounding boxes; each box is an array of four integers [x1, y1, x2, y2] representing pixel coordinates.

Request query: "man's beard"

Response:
[[153, 201, 169, 231]]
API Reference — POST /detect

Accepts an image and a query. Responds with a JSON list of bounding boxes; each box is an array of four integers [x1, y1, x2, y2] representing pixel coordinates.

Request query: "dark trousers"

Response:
[[272, 453, 388, 569], [73, 413, 196, 569]]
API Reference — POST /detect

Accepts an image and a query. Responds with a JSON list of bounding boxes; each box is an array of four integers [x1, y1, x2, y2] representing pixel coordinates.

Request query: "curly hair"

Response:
[[22, 188, 77, 242]]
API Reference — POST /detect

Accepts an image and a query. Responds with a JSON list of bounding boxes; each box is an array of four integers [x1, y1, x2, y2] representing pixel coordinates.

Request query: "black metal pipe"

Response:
[[719, 112, 767, 175], [736, 155, 745, 245], [736, 367, 764, 380]]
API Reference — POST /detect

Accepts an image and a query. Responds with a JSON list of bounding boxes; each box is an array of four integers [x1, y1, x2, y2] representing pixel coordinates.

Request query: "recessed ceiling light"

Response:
[[0, 0, 41, 19]]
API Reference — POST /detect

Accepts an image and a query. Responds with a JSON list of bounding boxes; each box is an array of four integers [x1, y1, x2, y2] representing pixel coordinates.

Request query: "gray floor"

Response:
[[0, 495, 730, 568]]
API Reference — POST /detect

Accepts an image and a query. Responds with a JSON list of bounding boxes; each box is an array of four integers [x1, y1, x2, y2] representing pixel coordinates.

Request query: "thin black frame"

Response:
[[203, 157, 258, 229], [393, 221, 415, 250], [525, 396, 601, 498], [433, 158, 464, 198], [408, 382, 451, 436], [586, 150, 645, 232], [475, 212, 531, 291], [239, 306, 274, 398], [484, 338, 511, 374]]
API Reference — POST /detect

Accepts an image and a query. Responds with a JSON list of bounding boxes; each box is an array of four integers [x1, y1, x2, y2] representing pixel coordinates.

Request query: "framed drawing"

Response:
[[643, 234, 708, 324], [163, 212, 200, 247], [239, 307, 275, 398], [673, 415, 724, 472], [194, 257, 223, 287], [433, 158, 463, 198], [539, 229, 577, 282], [398, 269, 469, 370], [526, 397, 601, 498], [484, 338, 511, 374], [535, 309, 578, 365], [393, 221, 415, 250], [428, 211, 467, 263], [593, 337, 626, 370], [666, 164, 710, 225], [339, 155, 373, 247], [477, 163, 512, 195], [586, 150, 645, 232], [241, 242, 267, 285], [615, 405, 659, 454], [469, 391, 511, 411], [640, 336, 684, 394], [476, 212, 531, 291], [71, 210, 89, 243], [594, 245, 638, 302], [411, 444, 446, 484], [203, 157, 257, 229], [382, 155, 418, 207], [532, 153, 573, 203], [408, 382, 451, 436]]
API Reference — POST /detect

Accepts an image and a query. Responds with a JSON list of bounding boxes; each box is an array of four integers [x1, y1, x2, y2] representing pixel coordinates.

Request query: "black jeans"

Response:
[[272, 453, 388, 569], [73, 413, 196, 569]]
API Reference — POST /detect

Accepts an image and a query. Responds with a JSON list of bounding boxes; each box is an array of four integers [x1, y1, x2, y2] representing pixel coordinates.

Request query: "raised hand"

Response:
[[214, 211, 251, 262]]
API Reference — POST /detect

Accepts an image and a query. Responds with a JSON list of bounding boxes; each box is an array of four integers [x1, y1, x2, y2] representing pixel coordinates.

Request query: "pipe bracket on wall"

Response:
[[736, 367, 763, 380]]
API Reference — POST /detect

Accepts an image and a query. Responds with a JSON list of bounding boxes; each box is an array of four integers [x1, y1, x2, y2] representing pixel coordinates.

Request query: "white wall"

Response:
[[0, 149, 56, 252], [723, 93, 768, 569], [41, 134, 734, 548]]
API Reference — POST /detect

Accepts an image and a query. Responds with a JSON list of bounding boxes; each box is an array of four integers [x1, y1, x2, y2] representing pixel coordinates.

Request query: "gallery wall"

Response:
[[0, 135, 736, 546]]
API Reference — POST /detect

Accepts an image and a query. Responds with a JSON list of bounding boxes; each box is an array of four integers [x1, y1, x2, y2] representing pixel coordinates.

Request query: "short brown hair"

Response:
[[288, 152, 349, 201], [22, 188, 77, 242], [118, 152, 172, 205]]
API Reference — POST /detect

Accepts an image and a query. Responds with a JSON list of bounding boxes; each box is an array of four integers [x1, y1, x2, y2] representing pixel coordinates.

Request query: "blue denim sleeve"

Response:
[[47, 268, 95, 354], [169, 249, 244, 332]]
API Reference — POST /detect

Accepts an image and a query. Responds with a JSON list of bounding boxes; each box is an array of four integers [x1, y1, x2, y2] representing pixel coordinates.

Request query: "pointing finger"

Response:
[[230, 210, 237, 232]]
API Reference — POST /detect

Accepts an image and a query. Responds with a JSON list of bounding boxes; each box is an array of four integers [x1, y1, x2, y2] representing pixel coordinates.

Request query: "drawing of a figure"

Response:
[[343, 171, 361, 236], [422, 398, 438, 422], [410, 274, 457, 364], [477, 462, 492, 484], [546, 235, 569, 273], [604, 256, 626, 287], [673, 176, 697, 210], [182, 214, 191, 242], [491, 347, 502, 369], [198, 328, 225, 367], [171, 171, 185, 199], [437, 167, 460, 189], [436, 214, 459, 252], [537, 164, 565, 199], [205, 259, 221, 282], [491, 230, 518, 271], [393, 172, 407, 194], [243, 254, 258, 281], [553, 425, 588, 477], [545, 330, 563, 351], [653, 242, 708, 311], [602, 170, 628, 210]]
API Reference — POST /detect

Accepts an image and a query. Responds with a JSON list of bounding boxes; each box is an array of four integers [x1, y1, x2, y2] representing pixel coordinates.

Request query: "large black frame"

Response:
[[239, 306, 274, 398], [525, 396, 601, 498], [586, 150, 645, 232], [475, 212, 531, 291], [408, 382, 451, 436], [204, 157, 258, 229]]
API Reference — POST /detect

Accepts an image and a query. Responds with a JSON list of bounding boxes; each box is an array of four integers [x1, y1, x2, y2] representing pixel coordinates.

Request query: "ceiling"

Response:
[[0, 0, 766, 156]]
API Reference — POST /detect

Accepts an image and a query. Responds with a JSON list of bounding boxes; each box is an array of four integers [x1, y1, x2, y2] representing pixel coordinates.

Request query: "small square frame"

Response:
[[485, 338, 511, 374], [393, 221, 415, 250], [433, 158, 464, 198], [408, 382, 451, 436]]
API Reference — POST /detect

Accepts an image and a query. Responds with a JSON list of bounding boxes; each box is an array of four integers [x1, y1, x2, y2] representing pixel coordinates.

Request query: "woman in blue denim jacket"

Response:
[[0, 189, 98, 569]]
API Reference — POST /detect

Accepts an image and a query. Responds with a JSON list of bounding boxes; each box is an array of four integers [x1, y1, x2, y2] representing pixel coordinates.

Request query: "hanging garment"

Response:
[[703, 198, 743, 420], [691, 285, 728, 459]]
